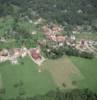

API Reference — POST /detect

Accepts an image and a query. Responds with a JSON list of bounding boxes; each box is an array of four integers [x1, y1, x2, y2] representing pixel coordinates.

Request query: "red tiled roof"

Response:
[[56, 36, 65, 42], [31, 49, 41, 60]]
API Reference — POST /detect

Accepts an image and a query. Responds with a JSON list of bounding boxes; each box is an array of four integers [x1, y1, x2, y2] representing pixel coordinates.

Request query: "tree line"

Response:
[[41, 43, 94, 59], [1, 88, 97, 100], [0, 0, 97, 32]]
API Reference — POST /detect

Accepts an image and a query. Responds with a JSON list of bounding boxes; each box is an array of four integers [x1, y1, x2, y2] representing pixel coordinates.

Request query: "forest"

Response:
[[0, 0, 97, 31]]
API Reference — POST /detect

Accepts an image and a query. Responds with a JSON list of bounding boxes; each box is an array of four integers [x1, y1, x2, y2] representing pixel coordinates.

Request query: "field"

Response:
[[0, 57, 56, 99], [42, 56, 83, 89], [0, 55, 97, 99], [70, 57, 97, 92], [75, 33, 97, 41], [42, 56, 97, 92]]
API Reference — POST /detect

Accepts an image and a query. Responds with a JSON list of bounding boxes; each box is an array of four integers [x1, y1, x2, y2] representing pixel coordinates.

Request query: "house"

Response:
[[48, 35, 56, 41], [32, 31, 37, 35], [56, 35, 65, 42], [70, 35, 76, 41], [52, 25, 63, 34], [0, 49, 8, 57], [80, 40, 85, 45], [31, 49, 41, 60], [34, 18, 44, 25], [13, 48, 21, 57], [21, 47, 28, 57]]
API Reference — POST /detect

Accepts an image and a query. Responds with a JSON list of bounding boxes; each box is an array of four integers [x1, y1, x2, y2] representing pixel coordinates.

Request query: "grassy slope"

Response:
[[75, 33, 97, 41], [42, 56, 83, 89], [70, 56, 97, 92], [0, 57, 56, 99]]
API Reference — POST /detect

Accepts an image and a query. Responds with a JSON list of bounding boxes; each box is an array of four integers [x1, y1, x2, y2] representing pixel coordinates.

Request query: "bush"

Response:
[[64, 46, 79, 56], [80, 51, 94, 59]]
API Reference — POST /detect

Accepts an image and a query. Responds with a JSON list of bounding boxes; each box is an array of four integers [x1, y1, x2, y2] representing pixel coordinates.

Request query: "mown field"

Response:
[[0, 57, 56, 99], [42, 56, 83, 89], [42, 56, 97, 93]]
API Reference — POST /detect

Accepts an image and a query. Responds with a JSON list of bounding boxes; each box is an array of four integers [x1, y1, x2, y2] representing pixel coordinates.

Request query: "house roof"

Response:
[[56, 36, 65, 42], [31, 49, 41, 60]]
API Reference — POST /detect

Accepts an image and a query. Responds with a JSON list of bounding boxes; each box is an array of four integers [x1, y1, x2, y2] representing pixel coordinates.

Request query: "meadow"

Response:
[[75, 33, 97, 41], [70, 57, 97, 92], [42, 56, 83, 89], [42, 56, 97, 93], [0, 57, 56, 99], [0, 55, 97, 99]]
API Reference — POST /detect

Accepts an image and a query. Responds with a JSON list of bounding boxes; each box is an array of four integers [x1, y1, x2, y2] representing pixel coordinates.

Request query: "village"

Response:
[[1, 0, 97, 99], [0, 24, 97, 66]]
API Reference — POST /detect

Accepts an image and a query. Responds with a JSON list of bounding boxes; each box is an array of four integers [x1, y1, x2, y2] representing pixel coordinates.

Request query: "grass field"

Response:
[[70, 57, 97, 92], [0, 55, 97, 99], [42, 56, 97, 93], [75, 33, 97, 41], [0, 57, 56, 99], [42, 56, 83, 89]]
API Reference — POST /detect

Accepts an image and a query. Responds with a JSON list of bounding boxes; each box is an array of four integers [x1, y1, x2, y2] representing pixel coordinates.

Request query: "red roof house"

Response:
[[31, 49, 41, 60], [56, 36, 65, 42]]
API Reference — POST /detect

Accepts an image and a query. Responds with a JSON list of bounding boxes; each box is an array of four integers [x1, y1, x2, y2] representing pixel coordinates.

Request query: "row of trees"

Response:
[[64, 46, 94, 59], [41, 43, 94, 59], [32, 88, 97, 100], [1, 88, 97, 100]]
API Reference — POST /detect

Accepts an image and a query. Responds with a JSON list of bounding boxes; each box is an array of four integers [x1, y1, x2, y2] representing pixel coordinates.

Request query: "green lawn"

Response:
[[70, 57, 97, 92], [0, 57, 56, 99]]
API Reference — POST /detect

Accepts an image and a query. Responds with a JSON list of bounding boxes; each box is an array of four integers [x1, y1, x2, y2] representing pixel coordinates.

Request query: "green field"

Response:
[[0, 55, 97, 99], [75, 33, 97, 41], [70, 57, 97, 92], [42, 56, 97, 93], [42, 56, 83, 89], [0, 57, 56, 99]]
